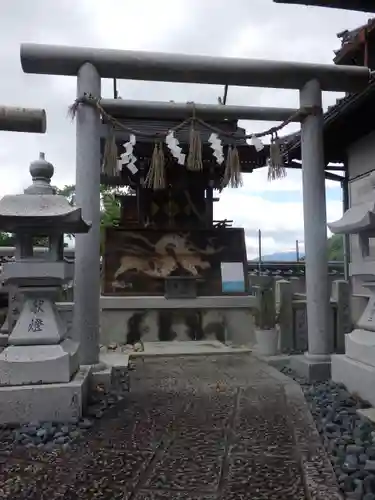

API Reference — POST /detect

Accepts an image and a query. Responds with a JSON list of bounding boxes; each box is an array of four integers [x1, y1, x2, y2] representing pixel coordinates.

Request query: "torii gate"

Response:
[[19, 43, 371, 378], [0, 106, 46, 134]]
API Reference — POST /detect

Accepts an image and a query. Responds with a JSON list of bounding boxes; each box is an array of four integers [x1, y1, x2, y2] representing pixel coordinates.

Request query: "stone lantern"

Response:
[[0, 153, 91, 424]]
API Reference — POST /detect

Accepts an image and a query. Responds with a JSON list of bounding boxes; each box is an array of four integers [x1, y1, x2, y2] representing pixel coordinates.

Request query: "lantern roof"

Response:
[[0, 153, 91, 233]]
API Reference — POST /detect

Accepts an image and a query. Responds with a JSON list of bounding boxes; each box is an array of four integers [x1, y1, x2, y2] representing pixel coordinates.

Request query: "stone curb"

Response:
[[264, 362, 344, 500]]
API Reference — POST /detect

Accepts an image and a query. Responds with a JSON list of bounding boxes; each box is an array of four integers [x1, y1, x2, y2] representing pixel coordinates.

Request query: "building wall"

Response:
[[347, 130, 375, 303]]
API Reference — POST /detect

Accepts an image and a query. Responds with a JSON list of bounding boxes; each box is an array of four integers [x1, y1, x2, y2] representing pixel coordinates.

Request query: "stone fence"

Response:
[[273, 279, 351, 354], [53, 279, 352, 353]]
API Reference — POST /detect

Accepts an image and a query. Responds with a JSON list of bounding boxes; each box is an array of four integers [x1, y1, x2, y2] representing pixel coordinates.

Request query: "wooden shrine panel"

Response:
[[103, 227, 248, 296], [119, 195, 139, 226], [144, 189, 206, 229]]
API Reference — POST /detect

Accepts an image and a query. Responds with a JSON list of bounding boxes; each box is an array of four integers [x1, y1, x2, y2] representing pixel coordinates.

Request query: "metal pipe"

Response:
[[99, 98, 301, 122], [0, 106, 46, 133], [258, 229, 262, 274], [223, 85, 229, 105], [342, 172, 350, 281], [20, 43, 370, 92]]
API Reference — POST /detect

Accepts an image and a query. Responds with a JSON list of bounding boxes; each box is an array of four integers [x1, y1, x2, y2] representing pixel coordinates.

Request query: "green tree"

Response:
[[327, 234, 344, 261], [0, 232, 14, 246]]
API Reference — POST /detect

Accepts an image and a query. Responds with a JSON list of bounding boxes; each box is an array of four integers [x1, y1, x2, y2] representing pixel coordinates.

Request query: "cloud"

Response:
[[214, 168, 343, 258], [0, 0, 365, 256]]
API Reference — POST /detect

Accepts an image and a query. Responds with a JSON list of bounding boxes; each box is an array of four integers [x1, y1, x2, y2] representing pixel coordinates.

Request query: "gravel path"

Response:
[[0, 354, 340, 499]]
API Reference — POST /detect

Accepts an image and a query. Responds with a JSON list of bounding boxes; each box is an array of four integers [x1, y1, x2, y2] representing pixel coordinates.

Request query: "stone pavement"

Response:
[[0, 354, 342, 499]]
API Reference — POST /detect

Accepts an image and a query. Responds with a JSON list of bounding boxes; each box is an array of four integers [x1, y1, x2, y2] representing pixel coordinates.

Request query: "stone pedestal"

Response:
[[0, 289, 86, 423], [0, 152, 91, 424], [332, 284, 375, 402], [331, 294, 375, 403], [0, 366, 90, 424]]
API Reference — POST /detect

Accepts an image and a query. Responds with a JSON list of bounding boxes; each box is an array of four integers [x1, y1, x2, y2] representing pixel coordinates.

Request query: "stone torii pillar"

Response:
[[19, 43, 371, 372], [74, 64, 101, 366], [290, 80, 331, 380]]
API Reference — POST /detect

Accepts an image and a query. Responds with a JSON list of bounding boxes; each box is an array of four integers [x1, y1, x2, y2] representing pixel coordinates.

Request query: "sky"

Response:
[[0, 0, 371, 259]]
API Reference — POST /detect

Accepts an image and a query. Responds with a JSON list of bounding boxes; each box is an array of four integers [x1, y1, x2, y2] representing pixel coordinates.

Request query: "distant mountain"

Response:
[[252, 251, 305, 262]]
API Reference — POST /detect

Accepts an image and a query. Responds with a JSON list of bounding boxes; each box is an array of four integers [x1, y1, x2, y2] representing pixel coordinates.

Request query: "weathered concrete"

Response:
[[300, 79, 330, 363], [20, 42, 370, 91], [0, 353, 341, 499], [0, 366, 89, 424], [73, 62, 101, 365], [0, 105, 46, 133]]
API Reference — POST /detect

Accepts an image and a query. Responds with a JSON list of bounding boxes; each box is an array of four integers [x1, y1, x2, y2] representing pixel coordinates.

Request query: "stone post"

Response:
[[291, 79, 331, 380], [73, 63, 102, 366], [331, 280, 351, 353], [275, 279, 294, 352], [300, 80, 330, 359]]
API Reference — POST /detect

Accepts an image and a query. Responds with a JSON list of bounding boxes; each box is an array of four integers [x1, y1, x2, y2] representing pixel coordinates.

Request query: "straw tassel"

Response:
[[222, 145, 243, 188], [187, 124, 203, 171], [268, 134, 286, 181], [144, 142, 166, 190], [101, 131, 119, 177]]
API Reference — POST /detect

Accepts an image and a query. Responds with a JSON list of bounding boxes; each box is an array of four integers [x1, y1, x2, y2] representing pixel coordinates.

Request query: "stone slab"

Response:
[[345, 328, 375, 367], [332, 354, 375, 406], [100, 295, 257, 310], [357, 407, 375, 423], [89, 366, 113, 392], [0, 366, 90, 425], [100, 352, 130, 367], [0, 338, 79, 385], [290, 354, 331, 381], [128, 340, 251, 358]]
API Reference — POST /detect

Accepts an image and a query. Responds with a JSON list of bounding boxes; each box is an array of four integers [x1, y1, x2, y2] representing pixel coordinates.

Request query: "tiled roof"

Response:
[[281, 76, 375, 162], [273, 0, 375, 12]]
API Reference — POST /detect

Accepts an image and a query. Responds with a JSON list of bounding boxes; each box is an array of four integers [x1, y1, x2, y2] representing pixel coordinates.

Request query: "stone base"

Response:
[[0, 366, 90, 425], [290, 354, 331, 381], [100, 296, 257, 347], [0, 338, 79, 385], [332, 354, 375, 406], [345, 329, 375, 367]]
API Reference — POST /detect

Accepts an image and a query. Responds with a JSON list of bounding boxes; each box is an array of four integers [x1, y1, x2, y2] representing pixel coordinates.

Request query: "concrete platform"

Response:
[[332, 354, 375, 406], [0, 366, 90, 425]]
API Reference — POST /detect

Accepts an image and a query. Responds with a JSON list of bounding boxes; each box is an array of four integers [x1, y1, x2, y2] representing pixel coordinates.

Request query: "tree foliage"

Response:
[[327, 233, 344, 261]]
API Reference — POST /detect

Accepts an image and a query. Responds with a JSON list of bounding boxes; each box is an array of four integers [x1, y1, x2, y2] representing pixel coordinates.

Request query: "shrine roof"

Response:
[[100, 117, 271, 176], [334, 18, 375, 64], [281, 76, 375, 165], [273, 0, 375, 12]]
